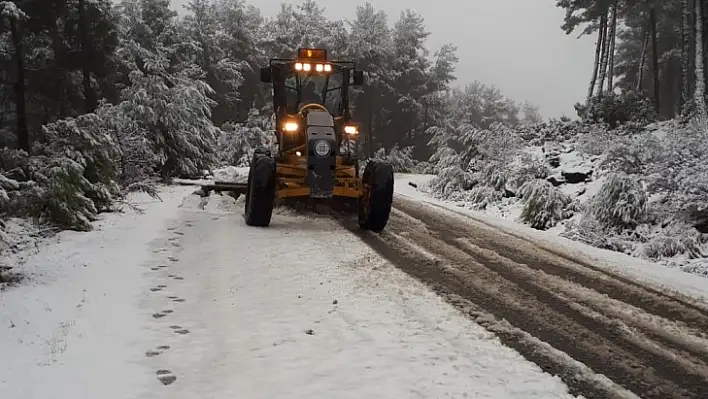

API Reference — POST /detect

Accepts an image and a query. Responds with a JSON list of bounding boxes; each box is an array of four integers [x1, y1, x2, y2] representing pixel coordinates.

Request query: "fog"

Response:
[[170, 0, 596, 118]]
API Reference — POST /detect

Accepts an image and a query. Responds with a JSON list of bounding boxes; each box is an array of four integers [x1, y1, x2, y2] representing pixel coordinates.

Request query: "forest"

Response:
[[0, 0, 541, 234], [2, 0, 708, 274]]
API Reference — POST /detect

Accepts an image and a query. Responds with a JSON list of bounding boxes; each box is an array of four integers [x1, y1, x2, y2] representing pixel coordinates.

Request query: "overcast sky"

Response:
[[169, 0, 595, 118]]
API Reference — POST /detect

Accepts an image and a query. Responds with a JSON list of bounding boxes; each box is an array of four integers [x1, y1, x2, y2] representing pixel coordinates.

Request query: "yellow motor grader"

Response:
[[244, 48, 394, 232]]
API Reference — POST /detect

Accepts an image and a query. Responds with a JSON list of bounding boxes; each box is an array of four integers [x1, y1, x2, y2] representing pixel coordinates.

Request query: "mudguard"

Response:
[[305, 112, 337, 198]]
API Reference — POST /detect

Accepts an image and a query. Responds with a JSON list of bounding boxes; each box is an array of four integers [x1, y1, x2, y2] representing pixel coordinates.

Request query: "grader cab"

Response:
[[244, 48, 394, 232]]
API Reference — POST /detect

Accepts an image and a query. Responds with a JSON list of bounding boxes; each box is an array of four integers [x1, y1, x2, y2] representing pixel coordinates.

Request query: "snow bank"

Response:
[[420, 119, 708, 279], [396, 174, 708, 301], [0, 185, 194, 399]]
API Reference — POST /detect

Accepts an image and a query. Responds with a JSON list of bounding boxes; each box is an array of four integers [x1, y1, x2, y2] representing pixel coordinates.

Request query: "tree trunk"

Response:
[[50, 1, 68, 118], [637, 23, 650, 92], [649, 5, 661, 112], [695, 0, 708, 121], [9, 18, 29, 153], [587, 17, 604, 103], [681, 0, 691, 110], [596, 12, 609, 97], [79, 0, 97, 113], [607, 0, 619, 94]]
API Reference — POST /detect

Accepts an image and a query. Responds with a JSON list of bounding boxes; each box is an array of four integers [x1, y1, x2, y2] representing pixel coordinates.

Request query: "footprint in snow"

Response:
[[145, 344, 171, 358], [172, 298, 186, 303], [173, 231, 184, 236], [152, 310, 173, 319], [168, 256, 179, 262], [150, 287, 163, 292], [169, 325, 190, 335], [150, 267, 160, 271], [156, 369, 177, 385]]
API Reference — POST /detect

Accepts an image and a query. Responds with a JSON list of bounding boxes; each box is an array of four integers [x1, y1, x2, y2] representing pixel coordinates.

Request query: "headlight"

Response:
[[315, 64, 324, 72], [303, 63, 312, 71], [295, 62, 303, 71], [324, 64, 332, 72], [283, 122, 298, 132], [344, 125, 358, 135], [314, 140, 331, 156]]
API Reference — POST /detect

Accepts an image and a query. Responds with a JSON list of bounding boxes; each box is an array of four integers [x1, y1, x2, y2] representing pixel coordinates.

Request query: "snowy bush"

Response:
[[600, 134, 663, 175], [506, 153, 549, 194], [589, 172, 648, 228], [372, 145, 416, 173], [640, 223, 708, 260], [117, 52, 220, 178], [2, 154, 99, 231], [464, 185, 502, 210], [426, 166, 475, 197], [473, 161, 507, 191], [218, 110, 275, 167], [39, 114, 122, 211], [561, 215, 636, 254], [518, 179, 572, 230], [575, 91, 657, 128]]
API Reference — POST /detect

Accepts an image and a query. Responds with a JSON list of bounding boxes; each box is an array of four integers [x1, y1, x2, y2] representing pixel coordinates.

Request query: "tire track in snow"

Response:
[[422, 200, 708, 319], [338, 198, 708, 399]]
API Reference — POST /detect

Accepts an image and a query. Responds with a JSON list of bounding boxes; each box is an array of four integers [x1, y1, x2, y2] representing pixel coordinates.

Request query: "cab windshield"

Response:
[[283, 71, 344, 117]]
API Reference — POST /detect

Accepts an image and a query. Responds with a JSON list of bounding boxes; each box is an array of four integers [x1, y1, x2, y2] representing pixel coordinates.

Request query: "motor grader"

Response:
[[244, 48, 394, 232]]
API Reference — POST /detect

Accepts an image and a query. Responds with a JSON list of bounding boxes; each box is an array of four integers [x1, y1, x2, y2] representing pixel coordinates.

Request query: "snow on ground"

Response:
[[0, 185, 194, 399], [172, 166, 250, 186], [396, 173, 708, 302], [1, 183, 580, 399]]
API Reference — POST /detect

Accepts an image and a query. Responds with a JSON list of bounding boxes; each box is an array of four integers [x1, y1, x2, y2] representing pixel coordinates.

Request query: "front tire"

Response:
[[244, 154, 276, 227], [358, 160, 394, 232]]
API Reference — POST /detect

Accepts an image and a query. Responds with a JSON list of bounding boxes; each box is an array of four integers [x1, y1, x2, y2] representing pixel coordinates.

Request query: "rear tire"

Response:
[[244, 154, 276, 227], [358, 160, 394, 232]]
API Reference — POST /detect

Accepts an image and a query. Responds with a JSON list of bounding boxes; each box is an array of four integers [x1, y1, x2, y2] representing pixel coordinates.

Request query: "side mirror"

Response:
[[260, 67, 271, 83], [352, 70, 364, 86]]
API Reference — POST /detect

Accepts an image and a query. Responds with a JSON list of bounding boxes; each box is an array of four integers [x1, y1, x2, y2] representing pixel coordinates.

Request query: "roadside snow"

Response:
[[172, 166, 249, 186], [396, 174, 708, 302], [0, 185, 194, 399]]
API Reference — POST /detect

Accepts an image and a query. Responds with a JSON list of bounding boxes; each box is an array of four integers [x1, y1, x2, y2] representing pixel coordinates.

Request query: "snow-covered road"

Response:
[[1, 183, 578, 399]]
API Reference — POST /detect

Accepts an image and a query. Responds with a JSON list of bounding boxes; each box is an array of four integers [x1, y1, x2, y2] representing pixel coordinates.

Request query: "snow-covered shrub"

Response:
[[474, 122, 523, 164], [464, 185, 502, 210], [4, 156, 99, 231], [428, 146, 460, 173], [589, 172, 648, 228], [426, 166, 475, 197], [372, 145, 416, 173], [518, 179, 572, 230], [473, 161, 507, 191], [118, 57, 220, 178], [516, 120, 585, 145], [574, 124, 617, 156], [507, 153, 549, 193], [39, 114, 122, 211], [600, 134, 663, 175], [640, 223, 708, 260], [576, 91, 657, 128], [561, 215, 636, 253], [94, 102, 158, 188], [0, 149, 107, 231], [218, 109, 275, 167]]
